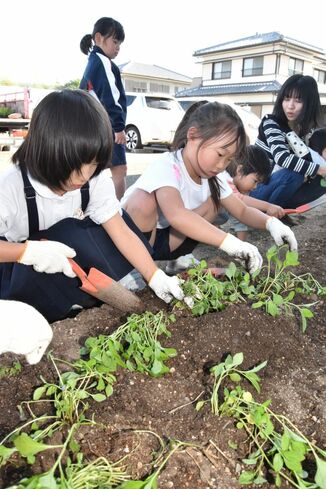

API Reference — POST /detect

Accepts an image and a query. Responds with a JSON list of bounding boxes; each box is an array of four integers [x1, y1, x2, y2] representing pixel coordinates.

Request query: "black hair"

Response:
[[172, 101, 246, 210], [273, 74, 322, 137], [309, 128, 326, 155], [80, 17, 125, 55], [228, 145, 271, 183], [12, 89, 113, 190]]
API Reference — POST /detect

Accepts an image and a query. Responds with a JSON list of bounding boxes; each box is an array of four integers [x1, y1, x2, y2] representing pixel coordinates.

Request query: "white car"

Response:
[[125, 93, 184, 151], [175, 96, 260, 144]]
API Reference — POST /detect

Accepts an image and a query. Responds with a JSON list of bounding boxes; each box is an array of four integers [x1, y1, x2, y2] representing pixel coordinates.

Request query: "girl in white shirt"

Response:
[[122, 102, 297, 273], [0, 89, 184, 321]]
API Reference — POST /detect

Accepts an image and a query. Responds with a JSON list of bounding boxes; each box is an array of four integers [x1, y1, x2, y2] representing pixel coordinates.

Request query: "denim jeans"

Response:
[[250, 169, 304, 207]]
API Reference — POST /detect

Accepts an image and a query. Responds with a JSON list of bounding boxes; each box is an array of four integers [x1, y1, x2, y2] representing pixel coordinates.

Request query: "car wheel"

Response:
[[126, 125, 142, 151]]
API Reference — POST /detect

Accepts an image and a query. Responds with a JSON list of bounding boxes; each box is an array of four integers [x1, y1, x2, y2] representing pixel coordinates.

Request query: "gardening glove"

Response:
[[18, 240, 76, 277], [265, 217, 298, 251], [219, 233, 263, 274], [148, 269, 185, 304]]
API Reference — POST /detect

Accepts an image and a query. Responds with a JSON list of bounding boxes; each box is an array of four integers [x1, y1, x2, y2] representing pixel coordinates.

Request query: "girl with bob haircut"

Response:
[[0, 89, 185, 322], [251, 74, 326, 207], [122, 102, 297, 275]]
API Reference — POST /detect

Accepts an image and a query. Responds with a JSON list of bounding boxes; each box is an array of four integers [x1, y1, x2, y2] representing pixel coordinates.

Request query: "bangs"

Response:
[[284, 87, 301, 100]]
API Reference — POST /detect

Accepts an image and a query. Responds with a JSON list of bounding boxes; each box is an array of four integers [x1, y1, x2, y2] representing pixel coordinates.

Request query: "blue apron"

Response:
[[0, 167, 152, 322]]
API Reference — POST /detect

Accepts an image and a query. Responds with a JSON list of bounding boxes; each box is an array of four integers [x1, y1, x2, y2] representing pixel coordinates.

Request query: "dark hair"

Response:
[[273, 75, 322, 136], [309, 127, 326, 155], [80, 17, 125, 55], [228, 145, 271, 183], [172, 101, 246, 209], [12, 89, 113, 190]]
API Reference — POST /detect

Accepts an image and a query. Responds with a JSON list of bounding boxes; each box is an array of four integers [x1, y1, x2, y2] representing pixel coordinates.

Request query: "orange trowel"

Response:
[[68, 258, 144, 313], [284, 194, 326, 214]]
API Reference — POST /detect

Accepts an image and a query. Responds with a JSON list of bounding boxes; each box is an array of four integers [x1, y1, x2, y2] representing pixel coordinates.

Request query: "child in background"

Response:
[[309, 128, 326, 160], [122, 102, 297, 275], [220, 145, 285, 241], [80, 17, 127, 199], [0, 90, 185, 322]]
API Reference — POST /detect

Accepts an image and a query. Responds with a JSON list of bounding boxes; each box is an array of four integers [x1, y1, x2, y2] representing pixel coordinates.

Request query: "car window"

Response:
[[145, 97, 174, 110], [126, 95, 136, 106]]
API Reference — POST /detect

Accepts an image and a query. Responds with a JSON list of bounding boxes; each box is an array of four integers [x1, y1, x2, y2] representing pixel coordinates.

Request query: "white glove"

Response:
[[148, 269, 185, 304], [219, 233, 263, 274], [266, 217, 298, 251], [18, 240, 76, 277]]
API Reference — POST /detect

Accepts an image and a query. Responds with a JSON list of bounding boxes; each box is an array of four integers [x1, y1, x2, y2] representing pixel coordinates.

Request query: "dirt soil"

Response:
[[0, 206, 325, 489]]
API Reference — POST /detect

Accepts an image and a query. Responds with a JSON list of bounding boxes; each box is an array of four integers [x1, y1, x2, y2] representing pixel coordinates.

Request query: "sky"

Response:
[[0, 0, 325, 86]]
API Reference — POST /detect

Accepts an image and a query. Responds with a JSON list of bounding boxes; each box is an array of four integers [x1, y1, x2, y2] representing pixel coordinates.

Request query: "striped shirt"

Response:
[[256, 115, 318, 178]]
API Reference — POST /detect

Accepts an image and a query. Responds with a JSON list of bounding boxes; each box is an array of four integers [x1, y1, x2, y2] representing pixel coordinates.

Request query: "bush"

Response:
[[0, 107, 13, 118]]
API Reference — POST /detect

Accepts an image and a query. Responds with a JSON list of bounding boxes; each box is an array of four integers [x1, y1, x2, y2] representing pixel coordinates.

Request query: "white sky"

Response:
[[0, 0, 325, 85]]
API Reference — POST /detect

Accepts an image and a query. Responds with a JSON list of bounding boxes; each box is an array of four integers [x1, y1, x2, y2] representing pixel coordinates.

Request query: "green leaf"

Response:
[[33, 385, 48, 401], [315, 456, 326, 489], [273, 453, 284, 472], [300, 308, 314, 318], [196, 400, 205, 411], [14, 433, 54, 457], [229, 373, 241, 382], [252, 301, 264, 309], [238, 470, 256, 484], [91, 393, 106, 402], [151, 359, 164, 377], [38, 472, 58, 488], [267, 301, 279, 317], [118, 482, 146, 488], [0, 445, 16, 464], [272, 294, 283, 305], [231, 352, 244, 367]]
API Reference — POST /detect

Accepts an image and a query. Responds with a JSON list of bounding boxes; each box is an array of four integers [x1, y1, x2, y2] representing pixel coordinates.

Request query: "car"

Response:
[[125, 93, 184, 151], [175, 96, 260, 144]]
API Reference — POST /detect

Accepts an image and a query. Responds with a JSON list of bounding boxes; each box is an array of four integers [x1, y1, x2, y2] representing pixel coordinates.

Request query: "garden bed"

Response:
[[0, 206, 325, 489]]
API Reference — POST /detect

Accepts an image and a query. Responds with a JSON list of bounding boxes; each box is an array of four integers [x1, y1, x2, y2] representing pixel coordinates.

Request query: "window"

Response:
[[149, 82, 170, 94], [314, 69, 326, 84], [242, 56, 263, 77], [125, 79, 147, 92], [288, 57, 304, 76], [212, 61, 232, 80]]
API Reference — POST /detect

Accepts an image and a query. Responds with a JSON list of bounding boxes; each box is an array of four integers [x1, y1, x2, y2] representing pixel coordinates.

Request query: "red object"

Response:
[[284, 194, 326, 214]]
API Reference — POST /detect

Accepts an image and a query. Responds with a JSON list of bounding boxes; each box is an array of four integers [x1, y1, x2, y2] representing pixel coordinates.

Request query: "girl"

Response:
[[122, 102, 297, 274], [220, 145, 285, 241], [0, 89, 184, 322], [251, 74, 326, 207], [80, 17, 127, 199]]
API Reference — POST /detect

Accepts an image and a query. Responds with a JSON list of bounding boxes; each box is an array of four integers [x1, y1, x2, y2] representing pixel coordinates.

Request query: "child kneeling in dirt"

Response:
[[121, 101, 297, 275], [218, 145, 285, 241], [0, 89, 185, 323]]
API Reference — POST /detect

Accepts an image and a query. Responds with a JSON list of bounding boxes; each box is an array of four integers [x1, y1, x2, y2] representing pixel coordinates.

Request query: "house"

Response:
[[176, 32, 326, 119], [119, 61, 192, 96]]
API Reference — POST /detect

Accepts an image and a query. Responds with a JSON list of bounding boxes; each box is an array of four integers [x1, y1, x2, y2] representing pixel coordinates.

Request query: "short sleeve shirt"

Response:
[[0, 165, 121, 242], [122, 150, 232, 228]]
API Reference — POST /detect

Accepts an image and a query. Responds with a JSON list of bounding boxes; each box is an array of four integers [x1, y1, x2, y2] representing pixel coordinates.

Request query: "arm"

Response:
[[101, 212, 184, 303], [156, 186, 228, 247], [0, 241, 26, 263], [156, 186, 263, 274], [222, 193, 297, 250], [102, 213, 157, 282], [93, 56, 126, 133], [0, 240, 76, 277], [261, 118, 319, 177], [241, 195, 285, 218]]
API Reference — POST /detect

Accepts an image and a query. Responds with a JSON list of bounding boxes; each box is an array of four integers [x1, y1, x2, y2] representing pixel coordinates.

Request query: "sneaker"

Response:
[[119, 269, 146, 291], [165, 253, 199, 274]]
